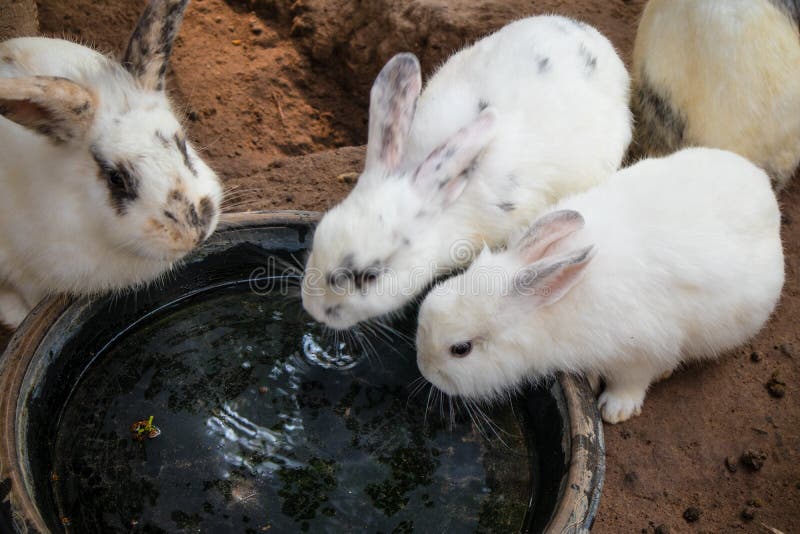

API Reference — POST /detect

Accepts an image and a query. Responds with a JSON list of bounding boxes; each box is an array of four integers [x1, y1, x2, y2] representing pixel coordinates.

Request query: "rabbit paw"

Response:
[[598, 390, 644, 424]]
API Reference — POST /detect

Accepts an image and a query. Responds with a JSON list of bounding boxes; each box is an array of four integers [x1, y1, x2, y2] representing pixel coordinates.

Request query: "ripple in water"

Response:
[[51, 285, 529, 533]]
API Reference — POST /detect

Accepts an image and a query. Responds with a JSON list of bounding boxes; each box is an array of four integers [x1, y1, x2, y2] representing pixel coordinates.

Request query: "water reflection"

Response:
[[52, 286, 529, 533]]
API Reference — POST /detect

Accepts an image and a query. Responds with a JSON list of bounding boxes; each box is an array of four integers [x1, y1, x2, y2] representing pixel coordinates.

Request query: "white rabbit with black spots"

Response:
[[416, 148, 784, 424], [0, 0, 223, 329], [302, 16, 632, 330]]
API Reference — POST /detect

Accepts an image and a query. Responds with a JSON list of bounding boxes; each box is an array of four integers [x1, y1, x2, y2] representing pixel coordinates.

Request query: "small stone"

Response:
[[683, 507, 701, 523], [746, 498, 763, 508], [232, 39, 242, 46], [725, 456, 738, 473], [778, 344, 794, 358], [766, 372, 786, 398], [336, 172, 359, 184], [750, 351, 762, 362], [654, 525, 670, 534], [741, 507, 756, 521], [741, 449, 768, 471]]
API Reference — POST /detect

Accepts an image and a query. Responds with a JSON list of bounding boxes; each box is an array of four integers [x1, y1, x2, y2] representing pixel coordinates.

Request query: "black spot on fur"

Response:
[[155, 130, 170, 147], [186, 203, 200, 227], [174, 133, 197, 176], [769, 0, 800, 24], [325, 304, 342, 319], [459, 155, 480, 179], [1, 56, 13, 64], [478, 99, 489, 112], [341, 253, 356, 272], [631, 71, 687, 158], [91, 146, 139, 215], [197, 197, 216, 231], [497, 201, 516, 212], [71, 101, 91, 115], [537, 56, 550, 73], [578, 44, 597, 74], [164, 210, 178, 222]]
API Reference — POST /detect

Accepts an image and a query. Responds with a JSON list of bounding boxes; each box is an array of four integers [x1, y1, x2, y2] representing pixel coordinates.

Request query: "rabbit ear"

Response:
[[364, 53, 422, 175], [412, 108, 496, 209], [0, 76, 95, 144], [122, 0, 189, 91], [514, 245, 595, 306], [515, 210, 586, 264]]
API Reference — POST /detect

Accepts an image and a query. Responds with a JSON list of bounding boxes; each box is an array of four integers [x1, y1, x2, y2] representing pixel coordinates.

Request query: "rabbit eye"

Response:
[[449, 342, 472, 358], [359, 270, 378, 285], [106, 169, 127, 189]]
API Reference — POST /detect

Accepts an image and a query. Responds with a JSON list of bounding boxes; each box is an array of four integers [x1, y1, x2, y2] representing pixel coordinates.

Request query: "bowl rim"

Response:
[[0, 210, 604, 533]]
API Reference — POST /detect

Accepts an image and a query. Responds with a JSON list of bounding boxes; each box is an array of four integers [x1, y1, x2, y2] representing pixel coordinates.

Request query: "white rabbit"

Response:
[[302, 16, 632, 330], [416, 147, 784, 424], [0, 0, 223, 329], [631, 0, 800, 188]]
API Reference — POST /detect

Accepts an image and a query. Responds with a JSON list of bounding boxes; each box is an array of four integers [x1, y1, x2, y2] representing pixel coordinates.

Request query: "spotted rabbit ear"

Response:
[[122, 0, 189, 91], [412, 108, 497, 209], [364, 53, 422, 176], [0, 76, 95, 144]]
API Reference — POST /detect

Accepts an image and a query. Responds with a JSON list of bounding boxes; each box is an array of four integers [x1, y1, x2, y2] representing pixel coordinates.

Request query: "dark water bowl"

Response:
[[0, 211, 603, 534]]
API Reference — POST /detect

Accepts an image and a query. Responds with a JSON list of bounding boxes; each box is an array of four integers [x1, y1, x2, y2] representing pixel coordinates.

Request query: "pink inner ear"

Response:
[[518, 211, 585, 264], [0, 98, 50, 126]]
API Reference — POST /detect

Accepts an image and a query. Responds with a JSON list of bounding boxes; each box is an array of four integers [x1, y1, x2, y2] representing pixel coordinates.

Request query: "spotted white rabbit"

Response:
[[302, 16, 632, 330], [0, 0, 222, 329], [631, 0, 800, 187], [416, 148, 784, 424]]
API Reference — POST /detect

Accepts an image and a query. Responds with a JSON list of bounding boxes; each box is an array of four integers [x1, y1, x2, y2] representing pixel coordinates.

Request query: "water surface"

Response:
[[52, 285, 530, 533]]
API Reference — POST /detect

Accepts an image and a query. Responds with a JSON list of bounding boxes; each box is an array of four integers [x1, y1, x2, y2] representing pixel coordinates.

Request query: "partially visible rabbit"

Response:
[[631, 0, 800, 188], [416, 148, 784, 424], [302, 16, 632, 330], [0, 0, 222, 329]]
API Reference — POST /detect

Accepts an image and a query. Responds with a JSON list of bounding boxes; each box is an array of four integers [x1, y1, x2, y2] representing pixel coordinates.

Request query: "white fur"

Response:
[[302, 16, 632, 329], [417, 148, 784, 424], [0, 37, 222, 328], [632, 0, 800, 187]]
